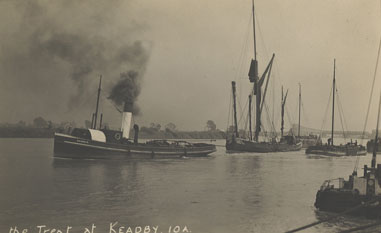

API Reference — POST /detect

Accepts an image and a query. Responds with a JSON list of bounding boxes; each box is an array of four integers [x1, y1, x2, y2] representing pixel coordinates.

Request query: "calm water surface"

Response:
[[0, 138, 379, 233]]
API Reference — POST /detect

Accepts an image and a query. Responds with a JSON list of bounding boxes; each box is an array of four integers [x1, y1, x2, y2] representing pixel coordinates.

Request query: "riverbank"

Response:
[[0, 127, 226, 139]]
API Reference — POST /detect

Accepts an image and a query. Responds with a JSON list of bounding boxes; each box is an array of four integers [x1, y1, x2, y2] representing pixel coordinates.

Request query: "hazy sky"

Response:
[[0, 0, 380, 132]]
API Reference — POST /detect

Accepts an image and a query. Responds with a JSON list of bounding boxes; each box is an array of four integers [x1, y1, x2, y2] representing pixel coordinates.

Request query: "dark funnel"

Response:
[[124, 101, 133, 112]]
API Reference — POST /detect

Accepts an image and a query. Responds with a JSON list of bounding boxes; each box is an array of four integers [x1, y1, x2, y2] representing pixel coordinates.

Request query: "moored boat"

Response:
[[225, 0, 302, 153], [298, 135, 322, 148], [314, 93, 381, 218], [226, 135, 301, 153], [367, 138, 381, 154], [305, 60, 366, 156], [53, 77, 216, 159], [306, 143, 366, 156]]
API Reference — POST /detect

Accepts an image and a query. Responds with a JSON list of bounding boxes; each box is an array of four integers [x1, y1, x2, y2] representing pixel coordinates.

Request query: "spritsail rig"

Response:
[[225, 0, 302, 153]]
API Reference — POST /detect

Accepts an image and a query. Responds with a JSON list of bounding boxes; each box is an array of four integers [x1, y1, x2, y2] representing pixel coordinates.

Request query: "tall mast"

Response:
[[371, 92, 381, 168], [232, 81, 239, 137], [331, 59, 336, 146], [249, 95, 253, 140], [248, 0, 274, 142], [252, 0, 260, 142], [298, 83, 301, 137], [252, 0, 257, 60], [254, 79, 261, 141], [93, 75, 102, 130], [281, 86, 288, 138], [281, 86, 284, 137]]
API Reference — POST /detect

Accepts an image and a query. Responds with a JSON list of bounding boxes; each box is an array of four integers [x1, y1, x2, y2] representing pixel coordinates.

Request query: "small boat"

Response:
[[295, 84, 323, 148], [54, 77, 216, 159], [314, 93, 381, 218], [225, 0, 301, 153], [367, 138, 381, 154], [298, 134, 322, 148], [305, 60, 366, 156]]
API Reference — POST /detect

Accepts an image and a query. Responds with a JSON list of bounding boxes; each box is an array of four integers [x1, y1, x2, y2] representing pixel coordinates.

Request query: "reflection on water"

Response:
[[0, 138, 380, 232]]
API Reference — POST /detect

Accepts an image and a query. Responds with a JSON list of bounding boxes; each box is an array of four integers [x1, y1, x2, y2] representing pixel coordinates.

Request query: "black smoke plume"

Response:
[[108, 71, 143, 115], [0, 0, 150, 124]]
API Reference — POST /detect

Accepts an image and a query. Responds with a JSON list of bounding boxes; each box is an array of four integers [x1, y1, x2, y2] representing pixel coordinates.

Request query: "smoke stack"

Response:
[[134, 124, 139, 144], [121, 102, 133, 138]]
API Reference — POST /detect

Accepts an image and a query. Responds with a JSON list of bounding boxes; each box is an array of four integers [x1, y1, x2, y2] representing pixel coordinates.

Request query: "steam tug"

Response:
[[314, 94, 381, 218], [53, 76, 216, 159]]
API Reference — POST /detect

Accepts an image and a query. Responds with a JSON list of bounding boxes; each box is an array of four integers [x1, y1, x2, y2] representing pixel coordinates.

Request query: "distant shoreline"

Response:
[[0, 126, 371, 140], [0, 127, 227, 139]]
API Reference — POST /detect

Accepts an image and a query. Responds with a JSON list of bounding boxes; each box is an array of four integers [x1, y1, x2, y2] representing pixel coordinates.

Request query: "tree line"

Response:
[[0, 117, 225, 139]]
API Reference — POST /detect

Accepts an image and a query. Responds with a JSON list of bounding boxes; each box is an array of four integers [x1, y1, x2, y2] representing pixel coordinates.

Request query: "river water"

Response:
[[0, 138, 379, 233]]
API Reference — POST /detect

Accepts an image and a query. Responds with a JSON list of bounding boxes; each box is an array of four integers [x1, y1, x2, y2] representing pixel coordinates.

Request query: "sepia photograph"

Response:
[[1, 0, 381, 232]]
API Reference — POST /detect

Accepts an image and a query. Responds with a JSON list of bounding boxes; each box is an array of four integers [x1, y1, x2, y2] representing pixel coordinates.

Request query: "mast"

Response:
[[249, 95, 253, 140], [252, 0, 257, 60], [248, 0, 275, 142], [371, 92, 381, 168], [298, 83, 301, 137], [281, 87, 284, 137], [331, 60, 336, 146], [93, 75, 102, 130], [99, 113, 103, 129], [252, 0, 259, 141], [255, 78, 261, 141], [281, 86, 288, 138], [232, 81, 239, 137]]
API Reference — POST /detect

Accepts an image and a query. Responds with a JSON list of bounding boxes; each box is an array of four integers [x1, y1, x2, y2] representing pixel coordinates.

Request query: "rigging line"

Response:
[[334, 83, 347, 140], [237, 96, 249, 128], [237, 91, 245, 121], [301, 99, 309, 124], [336, 88, 349, 135], [255, 6, 285, 108], [337, 94, 347, 140], [264, 105, 273, 136], [355, 37, 381, 173], [285, 105, 295, 131], [285, 108, 295, 136], [80, 89, 99, 111], [242, 96, 250, 134], [104, 98, 123, 113], [264, 101, 277, 136], [243, 110, 249, 137], [285, 199, 379, 233], [360, 37, 381, 143], [234, 13, 252, 81], [226, 90, 233, 131], [319, 84, 333, 139], [339, 221, 381, 233], [255, 9, 269, 62], [233, 14, 251, 105]]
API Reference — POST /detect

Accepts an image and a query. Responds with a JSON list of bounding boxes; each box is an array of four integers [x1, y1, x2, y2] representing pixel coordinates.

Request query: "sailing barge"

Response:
[[305, 60, 366, 156], [314, 94, 381, 218], [54, 77, 216, 159], [225, 0, 301, 153]]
